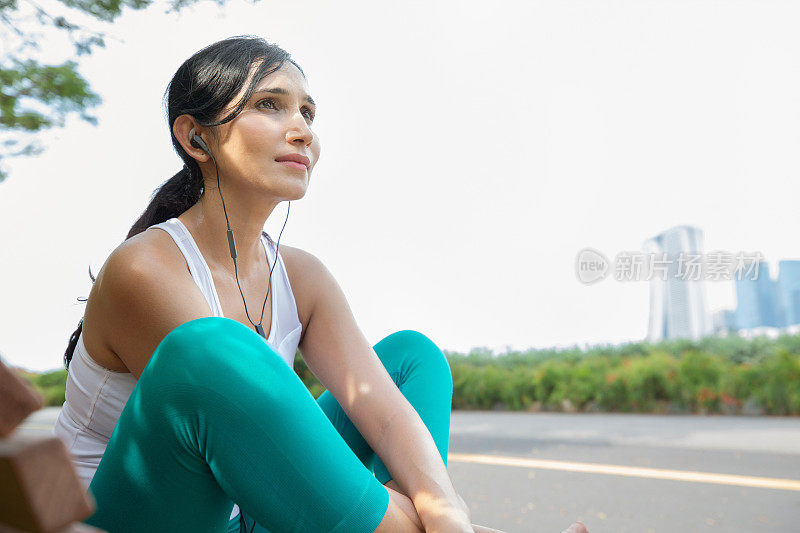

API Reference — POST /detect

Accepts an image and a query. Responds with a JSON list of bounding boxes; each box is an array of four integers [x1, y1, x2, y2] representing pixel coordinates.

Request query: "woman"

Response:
[[52, 35, 513, 533]]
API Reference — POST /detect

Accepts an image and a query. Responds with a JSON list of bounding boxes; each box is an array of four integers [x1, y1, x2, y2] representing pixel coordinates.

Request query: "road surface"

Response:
[[19, 408, 800, 532]]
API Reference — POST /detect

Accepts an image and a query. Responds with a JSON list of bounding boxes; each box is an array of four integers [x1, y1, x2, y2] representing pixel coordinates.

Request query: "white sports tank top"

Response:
[[53, 217, 303, 522]]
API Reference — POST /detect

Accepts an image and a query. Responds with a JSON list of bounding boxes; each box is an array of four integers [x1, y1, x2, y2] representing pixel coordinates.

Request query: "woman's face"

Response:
[[209, 61, 320, 200]]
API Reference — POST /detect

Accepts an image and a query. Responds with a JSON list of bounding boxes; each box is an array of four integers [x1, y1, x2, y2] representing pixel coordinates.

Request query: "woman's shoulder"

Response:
[[95, 227, 197, 314], [116, 226, 192, 276], [277, 243, 316, 270], [88, 228, 192, 317]]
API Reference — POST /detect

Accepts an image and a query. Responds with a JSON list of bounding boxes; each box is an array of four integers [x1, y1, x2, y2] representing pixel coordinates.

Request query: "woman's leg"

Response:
[[84, 317, 390, 533], [318, 329, 453, 483], [239, 330, 454, 532]]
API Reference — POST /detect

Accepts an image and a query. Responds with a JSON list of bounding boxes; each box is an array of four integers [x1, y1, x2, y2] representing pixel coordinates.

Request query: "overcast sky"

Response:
[[2, 0, 799, 372]]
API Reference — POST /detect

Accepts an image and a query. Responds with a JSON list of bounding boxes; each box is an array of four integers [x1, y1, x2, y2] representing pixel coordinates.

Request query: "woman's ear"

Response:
[[173, 114, 209, 163]]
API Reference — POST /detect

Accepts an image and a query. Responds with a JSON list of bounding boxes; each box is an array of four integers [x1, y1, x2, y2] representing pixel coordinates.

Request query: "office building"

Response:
[[734, 261, 782, 329], [777, 260, 800, 327], [645, 225, 713, 342]]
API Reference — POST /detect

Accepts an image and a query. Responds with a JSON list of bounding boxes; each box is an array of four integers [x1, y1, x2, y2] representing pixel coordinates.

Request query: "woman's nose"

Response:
[[286, 112, 313, 146]]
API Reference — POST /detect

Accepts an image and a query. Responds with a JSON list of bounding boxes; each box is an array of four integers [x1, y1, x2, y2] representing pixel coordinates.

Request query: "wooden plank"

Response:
[[0, 434, 95, 533], [0, 361, 44, 437]]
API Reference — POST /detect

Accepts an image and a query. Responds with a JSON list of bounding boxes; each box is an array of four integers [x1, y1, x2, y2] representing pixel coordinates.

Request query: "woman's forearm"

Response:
[[372, 403, 463, 517]]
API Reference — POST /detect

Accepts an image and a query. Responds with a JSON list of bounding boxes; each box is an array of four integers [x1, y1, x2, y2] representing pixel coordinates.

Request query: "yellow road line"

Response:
[[449, 453, 800, 492]]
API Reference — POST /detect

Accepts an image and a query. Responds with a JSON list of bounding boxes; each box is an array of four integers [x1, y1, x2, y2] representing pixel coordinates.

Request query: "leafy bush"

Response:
[[21, 369, 67, 407], [445, 333, 800, 416], [755, 350, 800, 415]]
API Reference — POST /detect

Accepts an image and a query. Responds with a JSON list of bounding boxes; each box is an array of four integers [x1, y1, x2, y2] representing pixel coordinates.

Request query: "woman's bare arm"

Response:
[[295, 249, 469, 528]]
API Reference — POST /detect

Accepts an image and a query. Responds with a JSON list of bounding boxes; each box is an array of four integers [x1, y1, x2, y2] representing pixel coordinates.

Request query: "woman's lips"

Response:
[[278, 160, 307, 170]]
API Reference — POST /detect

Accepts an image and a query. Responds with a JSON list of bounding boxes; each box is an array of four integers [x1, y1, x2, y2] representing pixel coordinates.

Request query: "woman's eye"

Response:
[[257, 98, 314, 122], [256, 98, 277, 110]]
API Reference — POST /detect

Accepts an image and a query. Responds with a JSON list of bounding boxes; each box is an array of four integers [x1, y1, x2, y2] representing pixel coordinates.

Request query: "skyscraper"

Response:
[[734, 261, 782, 329], [777, 260, 800, 327], [645, 225, 713, 342]]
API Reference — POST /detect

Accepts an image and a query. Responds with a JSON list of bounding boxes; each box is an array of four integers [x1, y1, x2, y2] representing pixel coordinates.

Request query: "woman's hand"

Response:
[[415, 492, 474, 532], [420, 510, 474, 533], [562, 522, 589, 533]]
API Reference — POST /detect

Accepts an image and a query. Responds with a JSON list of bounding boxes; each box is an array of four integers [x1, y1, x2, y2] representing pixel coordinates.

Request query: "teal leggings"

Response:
[[84, 317, 453, 533]]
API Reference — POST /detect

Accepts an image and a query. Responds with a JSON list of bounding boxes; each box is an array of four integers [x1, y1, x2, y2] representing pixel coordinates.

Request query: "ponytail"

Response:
[[126, 165, 204, 240]]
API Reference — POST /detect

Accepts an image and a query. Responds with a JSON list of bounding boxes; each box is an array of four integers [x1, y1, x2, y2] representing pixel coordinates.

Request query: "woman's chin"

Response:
[[283, 182, 309, 202]]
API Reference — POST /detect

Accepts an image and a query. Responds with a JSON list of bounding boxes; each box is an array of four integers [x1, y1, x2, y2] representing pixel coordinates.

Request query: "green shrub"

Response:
[[498, 366, 536, 410], [566, 357, 609, 410], [625, 352, 675, 412], [673, 350, 725, 411], [23, 369, 68, 407], [755, 350, 800, 415], [444, 333, 800, 415], [535, 361, 570, 408]]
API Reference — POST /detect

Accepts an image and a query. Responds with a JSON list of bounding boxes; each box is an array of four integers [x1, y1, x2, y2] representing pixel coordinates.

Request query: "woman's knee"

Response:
[[375, 330, 453, 389]]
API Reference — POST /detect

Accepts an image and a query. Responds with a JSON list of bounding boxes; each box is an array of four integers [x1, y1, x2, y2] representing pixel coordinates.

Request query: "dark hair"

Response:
[[64, 35, 305, 370]]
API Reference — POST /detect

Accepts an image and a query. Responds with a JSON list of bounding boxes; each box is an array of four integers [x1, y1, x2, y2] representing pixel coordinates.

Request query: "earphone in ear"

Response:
[[188, 127, 209, 153]]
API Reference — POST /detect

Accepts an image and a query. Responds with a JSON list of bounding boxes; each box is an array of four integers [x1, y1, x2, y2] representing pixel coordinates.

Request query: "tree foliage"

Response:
[[0, 0, 232, 182]]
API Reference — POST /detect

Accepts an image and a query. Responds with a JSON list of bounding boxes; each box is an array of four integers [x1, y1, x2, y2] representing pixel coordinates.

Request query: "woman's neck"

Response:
[[178, 192, 279, 279]]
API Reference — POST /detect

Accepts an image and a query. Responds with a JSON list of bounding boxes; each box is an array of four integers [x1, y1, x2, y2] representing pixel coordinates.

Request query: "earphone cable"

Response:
[[207, 148, 287, 339], [257, 200, 290, 323]]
